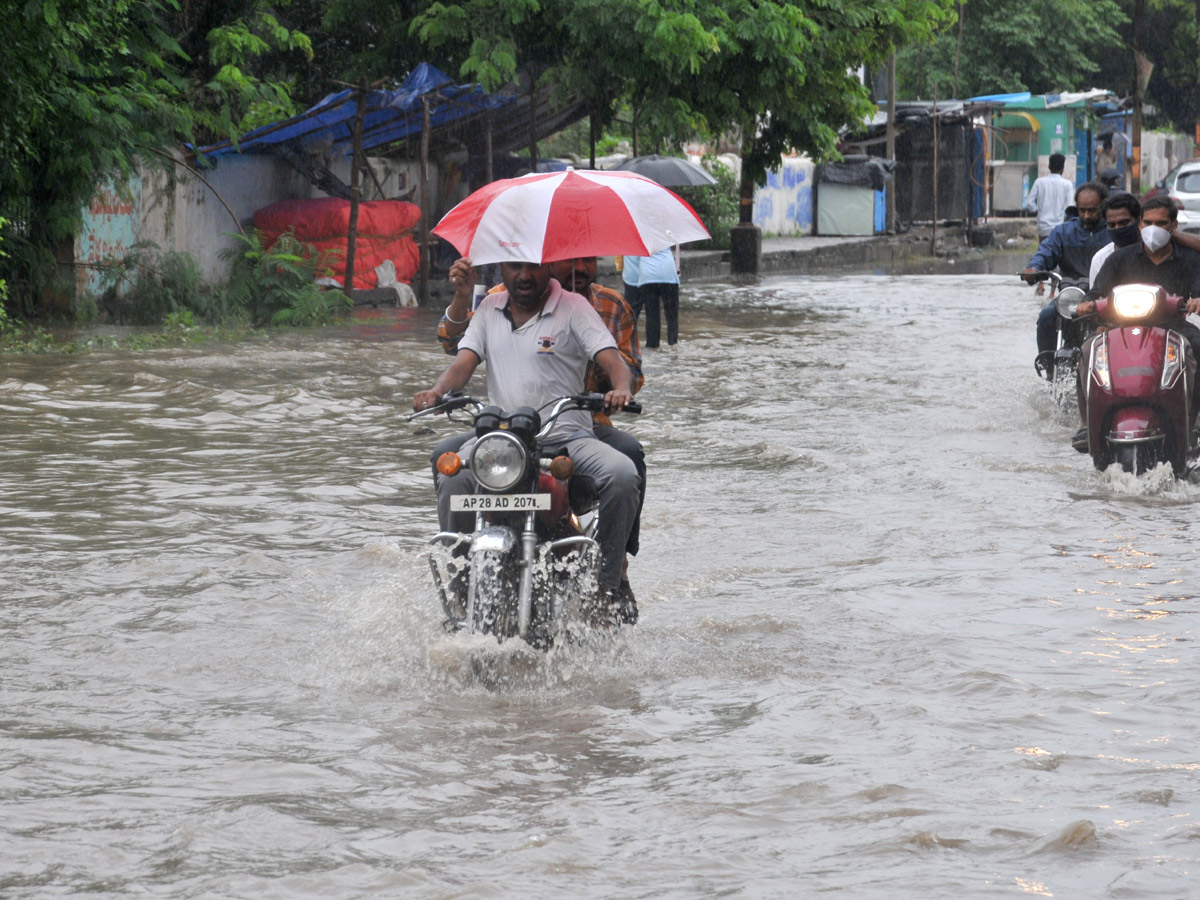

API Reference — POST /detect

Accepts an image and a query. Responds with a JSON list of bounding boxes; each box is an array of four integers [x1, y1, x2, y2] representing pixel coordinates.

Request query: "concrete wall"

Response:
[[752, 156, 815, 236], [1142, 132, 1195, 189], [75, 151, 432, 295]]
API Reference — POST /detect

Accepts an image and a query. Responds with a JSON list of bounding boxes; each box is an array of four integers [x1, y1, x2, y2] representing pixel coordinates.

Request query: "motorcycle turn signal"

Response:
[[436, 452, 463, 476], [549, 455, 574, 480]]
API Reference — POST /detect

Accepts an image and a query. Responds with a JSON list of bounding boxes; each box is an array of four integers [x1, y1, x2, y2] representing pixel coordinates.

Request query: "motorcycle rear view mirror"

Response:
[[1056, 285, 1087, 319]]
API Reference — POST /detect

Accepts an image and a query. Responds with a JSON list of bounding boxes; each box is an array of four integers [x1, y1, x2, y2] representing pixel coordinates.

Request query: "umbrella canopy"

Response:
[[610, 154, 718, 187], [432, 167, 709, 265]]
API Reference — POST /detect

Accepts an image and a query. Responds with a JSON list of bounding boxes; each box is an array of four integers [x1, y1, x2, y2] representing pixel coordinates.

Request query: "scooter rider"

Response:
[[1070, 196, 1200, 449], [1021, 181, 1110, 375], [413, 260, 641, 621]]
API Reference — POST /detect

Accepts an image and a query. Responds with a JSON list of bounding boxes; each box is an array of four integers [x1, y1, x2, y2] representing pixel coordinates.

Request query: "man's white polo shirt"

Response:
[[458, 279, 618, 440]]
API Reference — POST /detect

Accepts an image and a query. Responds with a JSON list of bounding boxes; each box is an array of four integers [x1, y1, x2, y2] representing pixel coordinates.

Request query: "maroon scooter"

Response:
[[1074, 283, 1196, 474]]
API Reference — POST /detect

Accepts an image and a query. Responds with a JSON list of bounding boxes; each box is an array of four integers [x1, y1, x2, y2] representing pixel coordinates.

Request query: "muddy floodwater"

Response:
[[2, 258, 1197, 899]]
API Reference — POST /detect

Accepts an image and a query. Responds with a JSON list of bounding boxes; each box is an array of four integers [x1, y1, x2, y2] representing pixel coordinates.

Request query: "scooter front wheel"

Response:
[[1113, 441, 1163, 476]]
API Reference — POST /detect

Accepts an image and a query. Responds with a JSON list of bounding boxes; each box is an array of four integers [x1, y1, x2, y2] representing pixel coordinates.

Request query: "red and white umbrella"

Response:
[[432, 167, 710, 265]]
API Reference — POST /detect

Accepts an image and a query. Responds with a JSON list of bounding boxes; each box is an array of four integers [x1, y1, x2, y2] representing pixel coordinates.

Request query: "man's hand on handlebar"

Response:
[[1186, 298, 1200, 315], [1020, 267, 1041, 285], [603, 388, 634, 412], [1075, 300, 1096, 316], [412, 390, 441, 412]]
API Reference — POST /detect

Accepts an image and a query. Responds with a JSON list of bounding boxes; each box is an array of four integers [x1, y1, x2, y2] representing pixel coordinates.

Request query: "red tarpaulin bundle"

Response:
[[253, 198, 422, 290]]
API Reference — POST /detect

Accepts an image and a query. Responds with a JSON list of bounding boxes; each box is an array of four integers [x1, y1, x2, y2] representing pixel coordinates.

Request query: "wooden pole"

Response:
[[1132, 0, 1146, 193], [486, 110, 494, 183], [931, 91, 939, 256], [420, 95, 431, 305], [528, 77, 539, 172], [886, 52, 897, 232], [1196, 0, 1200, 155], [953, 1, 963, 99], [344, 85, 368, 301], [589, 107, 597, 170]]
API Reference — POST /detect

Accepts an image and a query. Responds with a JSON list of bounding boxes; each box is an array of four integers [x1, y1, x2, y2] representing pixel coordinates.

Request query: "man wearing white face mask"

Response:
[[1082, 197, 1200, 321]]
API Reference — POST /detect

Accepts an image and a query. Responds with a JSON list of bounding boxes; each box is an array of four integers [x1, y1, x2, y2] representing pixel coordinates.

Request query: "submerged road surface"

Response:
[[2, 261, 1196, 898]]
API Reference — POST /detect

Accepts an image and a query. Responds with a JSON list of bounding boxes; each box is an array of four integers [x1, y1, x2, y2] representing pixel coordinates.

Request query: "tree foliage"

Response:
[[409, 0, 955, 186], [896, 0, 1125, 101], [0, 0, 190, 248]]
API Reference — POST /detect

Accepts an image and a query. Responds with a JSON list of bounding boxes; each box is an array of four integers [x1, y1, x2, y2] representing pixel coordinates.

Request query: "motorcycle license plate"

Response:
[[450, 493, 551, 512]]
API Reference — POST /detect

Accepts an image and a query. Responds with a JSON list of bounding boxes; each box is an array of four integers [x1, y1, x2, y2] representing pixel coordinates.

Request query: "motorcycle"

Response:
[[1069, 283, 1196, 475], [407, 392, 640, 648], [1027, 271, 1093, 415]]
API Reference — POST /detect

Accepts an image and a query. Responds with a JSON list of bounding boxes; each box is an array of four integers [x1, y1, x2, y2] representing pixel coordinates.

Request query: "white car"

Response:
[[1147, 161, 1200, 235]]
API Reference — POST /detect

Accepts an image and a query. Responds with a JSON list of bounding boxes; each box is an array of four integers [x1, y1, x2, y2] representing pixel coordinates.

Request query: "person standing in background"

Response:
[[618, 254, 641, 336], [634, 245, 681, 348], [1024, 153, 1074, 241]]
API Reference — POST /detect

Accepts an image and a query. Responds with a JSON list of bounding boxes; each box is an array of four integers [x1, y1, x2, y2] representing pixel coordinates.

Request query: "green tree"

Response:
[[1091, 0, 1200, 137], [0, 0, 189, 254], [409, 0, 954, 192], [895, 0, 1126, 100]]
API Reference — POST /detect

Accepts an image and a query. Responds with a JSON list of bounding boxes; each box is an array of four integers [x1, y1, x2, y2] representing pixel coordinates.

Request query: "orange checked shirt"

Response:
[[438, 282, 645, 400]]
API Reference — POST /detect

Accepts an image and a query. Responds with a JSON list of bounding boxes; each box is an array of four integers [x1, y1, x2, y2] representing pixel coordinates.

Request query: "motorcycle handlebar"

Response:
[[558, 393, 641, 415], [405, 391, 480, 422]]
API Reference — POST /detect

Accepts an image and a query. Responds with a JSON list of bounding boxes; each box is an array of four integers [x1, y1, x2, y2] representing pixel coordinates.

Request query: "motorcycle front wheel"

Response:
[[469, 548, 520, 641], [1051, 360, 1079, 423]]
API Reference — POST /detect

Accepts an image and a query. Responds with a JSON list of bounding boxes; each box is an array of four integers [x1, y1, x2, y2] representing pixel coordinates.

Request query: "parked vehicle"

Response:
[[1142, 161, 1200, 235], [408, 392, 640, 648], [1072, 283, 1196, 475]]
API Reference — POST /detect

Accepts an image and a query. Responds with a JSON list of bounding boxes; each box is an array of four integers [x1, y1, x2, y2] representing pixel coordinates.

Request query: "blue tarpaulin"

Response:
[[197, 63, 517, 161]]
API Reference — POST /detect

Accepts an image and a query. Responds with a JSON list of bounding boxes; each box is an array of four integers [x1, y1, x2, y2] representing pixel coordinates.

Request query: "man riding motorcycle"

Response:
[[413, 260, 641, 622], [1021, 181, 1110, 375], [434, 254, 647, 586]]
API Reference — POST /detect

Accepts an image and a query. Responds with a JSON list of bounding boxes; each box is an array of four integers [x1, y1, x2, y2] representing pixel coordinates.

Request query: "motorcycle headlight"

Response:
[[469, 431, 527, 492], [1055, 286, 1086, 319], [1162, 331, 1186, 389], [1092, 334, 1111, 390], [1111, 284, 1159, 320]]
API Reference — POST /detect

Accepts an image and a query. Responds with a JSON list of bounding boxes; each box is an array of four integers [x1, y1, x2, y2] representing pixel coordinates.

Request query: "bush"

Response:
[[96, 243, 218, 325], [217, 229, 349, 327], [0, 231, 75, 318], [673, 156, 739, 251]]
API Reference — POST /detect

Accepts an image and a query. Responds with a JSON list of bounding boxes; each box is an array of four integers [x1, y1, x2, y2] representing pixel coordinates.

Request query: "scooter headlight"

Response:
[[1111, 284, 1160, 320], [469, 431, 527, 492], [1162, 330, 1186, 389], [1092, 334, 1111, 390]]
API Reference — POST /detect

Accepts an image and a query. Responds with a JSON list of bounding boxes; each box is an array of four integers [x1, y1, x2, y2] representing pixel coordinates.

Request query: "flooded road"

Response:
[[2, 261, 1197, 898]]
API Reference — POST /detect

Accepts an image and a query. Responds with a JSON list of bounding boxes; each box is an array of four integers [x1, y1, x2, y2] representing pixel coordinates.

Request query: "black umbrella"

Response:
[[610, 154, 718, 187]]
